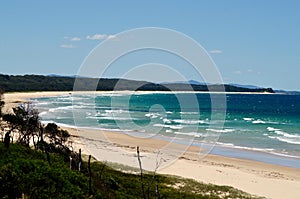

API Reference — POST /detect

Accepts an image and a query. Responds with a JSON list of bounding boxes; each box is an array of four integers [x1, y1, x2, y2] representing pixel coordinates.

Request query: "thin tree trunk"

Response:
[[156, 184, 159, 199], [4, 131, 11, 148], [99, 162, 106, 179], [78, 148, 82, 171], [69, 156, 72, 169], [40, 126, 44, 143], [137, 146, 146, 199], [33, 134, 36, 149], [46, 150, 51, 166], [88, 155, 92, 195]]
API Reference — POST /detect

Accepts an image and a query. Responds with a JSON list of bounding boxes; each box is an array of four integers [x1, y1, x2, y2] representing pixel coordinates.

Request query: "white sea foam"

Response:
[[41, 120, 56, 124], [169, 125, 183, 130], [39, 111, 47, 116], [179, 111, 198, 115], [57, 96, 88, 101], [100, 116, 132, 121], [77, 102, 95, 106], [266, 121, 280, 124], [104, 93, 129, 97], [48, 107, 64, 112], [153, 124, 183, 129], [172, 119, 208, 125], [162, 118, 172, 124], [247, 119, 280, 125], [252, 120, 266, 124], [268, 136, 300, 145], [243, 117, 254, 121], [206, 128, 235, 133], [216, 142, 234, 147], [274, 130, 300, 138], [105, 109, 128, 114], [96, 112, 126, 118], [267, 127, 300, 139], [86, 116, 99, 120], [36, 102, 51, 105], [49, 105, 86, 112], [216, 142, 275, 152], [145, 113, 161, 119], [268, 151, 300, 159], [267, 127, 281, 131], [174, 131, 202, 137]]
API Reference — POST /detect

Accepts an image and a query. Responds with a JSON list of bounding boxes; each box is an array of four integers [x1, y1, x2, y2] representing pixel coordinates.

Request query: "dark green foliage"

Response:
[[0, 143, 103, 199], [0, 74, 75, 92], [3, 104, 40, 147], [42, 123, 71, 162], [0, 74, 274, 93], [0, 163, 20, 198], [45, 123, 70, 147]]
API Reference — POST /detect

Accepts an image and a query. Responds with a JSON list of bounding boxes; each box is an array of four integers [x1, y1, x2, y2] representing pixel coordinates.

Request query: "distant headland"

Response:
[[0, 74, 275, 93]]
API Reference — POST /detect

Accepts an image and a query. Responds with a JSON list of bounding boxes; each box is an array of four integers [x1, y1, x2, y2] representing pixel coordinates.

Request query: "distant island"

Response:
[[0, 74, 275, 93]]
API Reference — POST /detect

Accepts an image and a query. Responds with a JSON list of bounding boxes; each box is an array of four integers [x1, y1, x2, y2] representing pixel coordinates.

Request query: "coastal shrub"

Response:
[[2, 103, 40, 147], [0, 143, 103, 199], [0, 163, 21, 198]]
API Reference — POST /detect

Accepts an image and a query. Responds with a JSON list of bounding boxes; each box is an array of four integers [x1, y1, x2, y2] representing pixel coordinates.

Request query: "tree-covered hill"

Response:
[[0, 74, 274, 93]]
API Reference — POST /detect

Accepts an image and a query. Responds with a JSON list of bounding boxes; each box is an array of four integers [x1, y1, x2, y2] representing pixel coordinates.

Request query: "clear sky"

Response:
[[0, 1, 299, 91]]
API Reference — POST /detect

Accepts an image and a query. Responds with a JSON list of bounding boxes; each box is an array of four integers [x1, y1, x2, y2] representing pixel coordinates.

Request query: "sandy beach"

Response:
[[3, 91, 300, 199]]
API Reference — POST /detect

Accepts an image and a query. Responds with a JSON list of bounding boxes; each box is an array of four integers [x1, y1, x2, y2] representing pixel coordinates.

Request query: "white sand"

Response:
[[3, 91, 300, 199]]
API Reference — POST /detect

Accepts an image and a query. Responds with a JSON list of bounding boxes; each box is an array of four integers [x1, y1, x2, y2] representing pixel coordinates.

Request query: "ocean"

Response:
[[33, 92, 300, 168]]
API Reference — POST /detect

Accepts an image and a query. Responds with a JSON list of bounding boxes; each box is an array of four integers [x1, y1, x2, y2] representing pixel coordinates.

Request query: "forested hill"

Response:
[[0, 74, 275, 93]]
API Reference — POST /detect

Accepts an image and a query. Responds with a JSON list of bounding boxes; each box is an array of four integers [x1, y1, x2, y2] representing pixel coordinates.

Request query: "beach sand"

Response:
[[3, 91, 300, 199]]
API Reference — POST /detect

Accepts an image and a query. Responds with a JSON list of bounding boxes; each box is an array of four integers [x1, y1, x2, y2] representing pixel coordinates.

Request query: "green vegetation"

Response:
[[0, 74, 274, 93], [0, 93, 263, 198], [0, 143, 263, 199], [0, 143, 97, 198]]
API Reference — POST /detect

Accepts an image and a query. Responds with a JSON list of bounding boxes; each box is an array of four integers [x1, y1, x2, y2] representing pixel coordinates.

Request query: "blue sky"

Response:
[[0, 1, 299, 90]]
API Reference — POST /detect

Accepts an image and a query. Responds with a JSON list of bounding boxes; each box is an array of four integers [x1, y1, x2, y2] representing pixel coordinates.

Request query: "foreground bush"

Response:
[[0, 143, 262, 199]]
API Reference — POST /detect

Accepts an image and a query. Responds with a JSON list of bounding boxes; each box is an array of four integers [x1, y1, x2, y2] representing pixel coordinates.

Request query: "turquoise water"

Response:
[[34, 92, 300, 167]]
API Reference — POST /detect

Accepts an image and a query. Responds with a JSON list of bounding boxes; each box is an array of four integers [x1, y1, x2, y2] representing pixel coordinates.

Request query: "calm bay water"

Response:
[[34, 92, 300, 167]]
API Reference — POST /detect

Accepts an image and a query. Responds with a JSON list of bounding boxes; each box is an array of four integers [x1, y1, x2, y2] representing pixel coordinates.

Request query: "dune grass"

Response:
[[0, 143, 264, 199]]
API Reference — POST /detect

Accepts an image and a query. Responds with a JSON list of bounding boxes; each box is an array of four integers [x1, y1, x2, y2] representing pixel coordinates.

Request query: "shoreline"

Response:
[[3, 91, 300, 198], [61, 126, 300, 199], [46, 121, 300, 169]]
